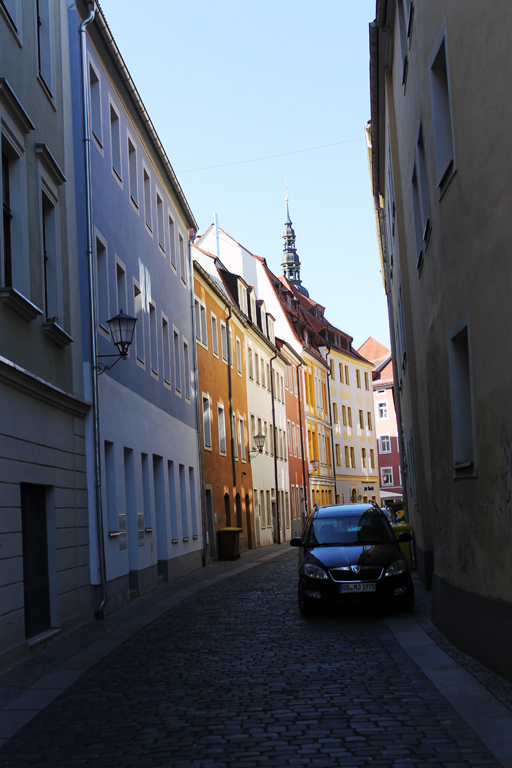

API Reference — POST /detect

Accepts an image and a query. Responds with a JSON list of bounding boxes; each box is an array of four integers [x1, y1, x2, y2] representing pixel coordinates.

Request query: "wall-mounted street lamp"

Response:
[[249, 433, 266, 460], [97, 309, 137, 375], [310, 458, 319, 473]]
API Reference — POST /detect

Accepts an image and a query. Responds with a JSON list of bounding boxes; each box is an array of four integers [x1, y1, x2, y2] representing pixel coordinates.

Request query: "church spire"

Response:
[[281, 189, 307, 295]]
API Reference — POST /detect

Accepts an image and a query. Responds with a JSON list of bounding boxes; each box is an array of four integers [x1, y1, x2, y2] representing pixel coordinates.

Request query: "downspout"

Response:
[[269, 350, 280, 543], [189, 242, 207, 567], [325, 348, 337, 501], [296, 360, 308, 524], [80, 1, 107, 619], [226, 306, 236, 489]]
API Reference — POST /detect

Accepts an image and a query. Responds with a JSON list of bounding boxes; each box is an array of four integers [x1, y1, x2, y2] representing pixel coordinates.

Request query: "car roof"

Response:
[[314, 504, 382, 519]]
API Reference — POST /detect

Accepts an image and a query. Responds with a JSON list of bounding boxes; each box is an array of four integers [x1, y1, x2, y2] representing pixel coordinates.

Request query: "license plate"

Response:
[[339, 582, 376, 593]]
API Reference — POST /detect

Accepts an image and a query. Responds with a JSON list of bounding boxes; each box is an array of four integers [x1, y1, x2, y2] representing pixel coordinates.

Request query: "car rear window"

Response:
[[307, 509, 395, 546]]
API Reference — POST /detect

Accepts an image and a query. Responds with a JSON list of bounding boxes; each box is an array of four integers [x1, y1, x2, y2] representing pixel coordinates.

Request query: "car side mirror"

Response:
[[290, 537, 303, 547], [398, 531, 412, 543]]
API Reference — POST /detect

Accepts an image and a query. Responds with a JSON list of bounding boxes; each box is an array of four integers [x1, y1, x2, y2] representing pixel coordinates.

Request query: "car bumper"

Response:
[[299, 573, 413, 607]]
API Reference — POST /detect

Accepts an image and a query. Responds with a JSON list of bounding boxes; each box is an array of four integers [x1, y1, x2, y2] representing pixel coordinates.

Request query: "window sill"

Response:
[[0, 5, 22, 46], [37, 75, 56, 111], [0, 287, 42, 321], [28, 627, 61, 648], [437, 162, 456, 201], [42, 320, 73, 348]]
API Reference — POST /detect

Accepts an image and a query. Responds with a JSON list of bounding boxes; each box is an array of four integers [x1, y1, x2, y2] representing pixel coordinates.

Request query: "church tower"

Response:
[[281, 197, 308, 296]]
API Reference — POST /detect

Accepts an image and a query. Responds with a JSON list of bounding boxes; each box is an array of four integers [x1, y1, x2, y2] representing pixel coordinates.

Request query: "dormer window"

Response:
[[268, 317, 275, 344], [304, 330, 309, 345], [238, 279, 248, 315]]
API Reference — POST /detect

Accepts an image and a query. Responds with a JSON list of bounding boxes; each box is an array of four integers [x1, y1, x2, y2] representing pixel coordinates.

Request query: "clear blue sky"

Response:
[[98, 0, 389, 350]]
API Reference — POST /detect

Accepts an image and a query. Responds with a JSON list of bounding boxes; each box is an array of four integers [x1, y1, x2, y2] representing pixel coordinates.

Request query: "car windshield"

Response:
[[307, 510, 395, 547]]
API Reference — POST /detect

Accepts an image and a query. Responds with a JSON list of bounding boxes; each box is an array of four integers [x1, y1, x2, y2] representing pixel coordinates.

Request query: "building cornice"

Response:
[[0, 356, 90, 418]]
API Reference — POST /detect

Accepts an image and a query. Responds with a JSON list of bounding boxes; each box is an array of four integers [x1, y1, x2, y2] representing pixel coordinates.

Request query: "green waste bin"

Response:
[[217, 527, 242, 561], [391, 521, 414, 571]]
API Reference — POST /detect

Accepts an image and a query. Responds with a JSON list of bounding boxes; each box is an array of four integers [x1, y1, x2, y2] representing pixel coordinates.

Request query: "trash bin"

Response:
[[392, 520, 414, 571], [217, 527, 242, 561]]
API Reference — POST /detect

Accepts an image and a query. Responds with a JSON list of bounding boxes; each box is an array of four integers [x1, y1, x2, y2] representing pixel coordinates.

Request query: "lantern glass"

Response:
[[107, 310, 137, 357], [253, 433, 266, 452], [310, 458, 319, 472]]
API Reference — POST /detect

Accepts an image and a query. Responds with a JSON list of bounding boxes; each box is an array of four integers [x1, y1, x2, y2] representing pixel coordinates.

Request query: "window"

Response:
[[396, 286, 407, 373], [429, 34, 455, 196], [377, 402, 388, 420], [36, 0, 54, 96], [411, 123, 431, 270], [133, 282, 144, 362], [143, 167, 151, 230], [220, 321, 228, 362], [356, 369, 361, 388], [333, 402, 338, 424], [162, 316, 170, 384], [183, 340, 190, 399], [194, 299, 207, 346], [344, 366, 349, 385], [380, 435, 391, 453], [231, 414, 238, 460], [266, 363, 270, 391], [1, 149, 13, 288], [149, 302, 158, 374], [335, 443, 341, 466], [116, 262, 126, 314], [202, 395, 211, 448], [448, 316, 475, 476], [168, 215, 176, 269], [345, 445, 350, 468], [397, 0, 409, 86], [367, 411, 373, 432], [211, 313, 218, 356], [239, 417, 246, 461], [41, 186, 60, 321], [296, 425, 301, 458], [89, 64, 102, 145], [370, 449, 375, 470], [364, 371, 370, 391], [362, 448, 367, 470], [95, 236, 109, 328], [359, 410, 364, 429], [156, 193, 165, 251], [339, 362, 344, 383], [342, 405, 347, 427], [350, 447, 356, 469], [174, 330, 180, 393], [381, 467, 393, 486], [236, 337, 242, 375], [330, 359, 335, 379], [110, 104, 121, 180], [179, 233, 186, 283], [248, 347, 253, 379], [128, 138, 137, 205], [218, 405, 226, 454], [347, 407, 353, 428], [1, 0, 19, 32]]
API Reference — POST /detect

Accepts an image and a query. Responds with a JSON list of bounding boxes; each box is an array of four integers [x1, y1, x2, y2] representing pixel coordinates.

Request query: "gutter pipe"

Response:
[[80, 1, 107, 620], [226, 306, 237, 489], [325, 348, 338, 502], [296, 360, 308, 525]]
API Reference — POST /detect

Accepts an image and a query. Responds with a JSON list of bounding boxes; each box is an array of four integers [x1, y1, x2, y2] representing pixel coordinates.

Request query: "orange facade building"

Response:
[[193, 259, 254, 560]]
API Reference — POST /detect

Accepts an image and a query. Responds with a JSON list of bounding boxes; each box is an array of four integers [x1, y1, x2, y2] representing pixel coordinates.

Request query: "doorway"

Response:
[[21, 484, 51, 639], [235, 493, 242, 528], [204, 487, 216, 559], [224, 493, 231, 527]]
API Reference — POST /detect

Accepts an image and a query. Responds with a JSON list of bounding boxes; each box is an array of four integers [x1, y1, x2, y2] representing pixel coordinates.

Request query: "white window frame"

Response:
[[239, 416, 246, 462], [173, 326, 181, 395], [36, 0, 55, 100], [168, 212, 176, 270], [127, 132, 138, 208], [142, 163, 152, 233], [88, 58, 103, 149], [179, 232, 186, 285], [149, 300, 158, 377], [220, 320, 228, 363], [217, 404, 226, 455], [115, 255, 127, 316], [379, 435, 391, 454], [156, 188, 165, 253], [94, 229, 109, 335], [183, 337, 190, 400], [381, 467, 394, 486], [133, 277, 144, 366], [236, 337, 242, 375], [429, 29, 456, 198], [202, 393, 212, 449], [108, 97, 122, 185], [377, 401, 388, 420], [39, 169, 63, 324], [161, 311, 171, 387], [211, 312, 218, 357]]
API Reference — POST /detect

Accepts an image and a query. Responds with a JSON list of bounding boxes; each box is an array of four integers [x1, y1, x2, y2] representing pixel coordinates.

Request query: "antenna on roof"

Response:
[[214, 213, 220, 260]]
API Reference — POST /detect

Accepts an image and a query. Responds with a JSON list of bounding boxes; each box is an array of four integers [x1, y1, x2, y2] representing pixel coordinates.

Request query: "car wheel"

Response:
[[400, 589, 414, 612], [298, 585, 317, 617]]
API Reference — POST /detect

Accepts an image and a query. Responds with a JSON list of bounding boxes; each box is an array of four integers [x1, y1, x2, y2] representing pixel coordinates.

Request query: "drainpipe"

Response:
[[226, 306, 236, 489], [325, 348, 337, 502], [189, 239, 207, 567], [296, 360, 308, 524], [80, 1, 107, 619], [269, 350, 280, 543]]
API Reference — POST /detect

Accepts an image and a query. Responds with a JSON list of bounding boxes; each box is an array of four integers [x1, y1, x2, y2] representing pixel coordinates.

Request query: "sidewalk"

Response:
[[1, 550, 512, 766]]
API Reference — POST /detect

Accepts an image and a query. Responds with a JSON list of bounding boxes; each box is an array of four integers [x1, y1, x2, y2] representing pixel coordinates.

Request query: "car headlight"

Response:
[[303, 563, 328, 580], [385, 560, 407, 577]]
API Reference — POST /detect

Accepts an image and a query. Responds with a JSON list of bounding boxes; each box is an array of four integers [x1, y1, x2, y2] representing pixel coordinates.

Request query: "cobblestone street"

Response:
[[0, 550, 505, 767]]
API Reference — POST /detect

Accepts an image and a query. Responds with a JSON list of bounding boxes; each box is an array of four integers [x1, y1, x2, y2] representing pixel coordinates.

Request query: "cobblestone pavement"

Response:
[[0, 551, 502, 768]]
